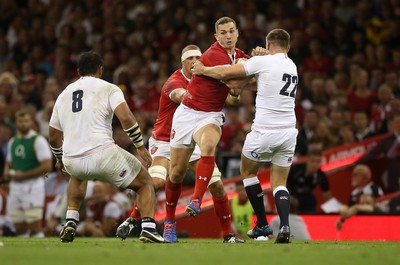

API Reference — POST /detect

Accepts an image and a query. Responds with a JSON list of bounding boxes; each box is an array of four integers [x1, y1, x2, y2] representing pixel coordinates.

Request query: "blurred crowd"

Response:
[[1, 0, 400, 237]]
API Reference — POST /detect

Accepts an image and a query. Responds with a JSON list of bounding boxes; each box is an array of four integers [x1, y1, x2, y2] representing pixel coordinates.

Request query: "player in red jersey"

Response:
[[165, 17, 252, 231], [116, 44, 244, 243]]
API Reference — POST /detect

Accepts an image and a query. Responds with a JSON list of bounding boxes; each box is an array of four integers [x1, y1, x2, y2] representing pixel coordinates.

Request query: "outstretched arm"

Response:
[[192, 61, 247, 80], [114, 102, 152, 166]]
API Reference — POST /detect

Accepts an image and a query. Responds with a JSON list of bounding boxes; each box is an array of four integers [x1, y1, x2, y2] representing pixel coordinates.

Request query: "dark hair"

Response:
[[215, 17, 237, 33], [77, 51, 103, 76]]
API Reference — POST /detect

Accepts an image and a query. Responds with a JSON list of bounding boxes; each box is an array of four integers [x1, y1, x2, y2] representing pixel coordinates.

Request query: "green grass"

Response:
[[1, 237, 399, 265]]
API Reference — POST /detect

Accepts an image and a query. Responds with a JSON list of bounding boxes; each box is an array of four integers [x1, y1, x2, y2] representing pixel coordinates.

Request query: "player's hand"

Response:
[[9, 170, 24, 181], [137, 146, 152, 168], [252, 46, 268, 56], [336, 219, 343, 231], [229, 88, 241, 97], [55, 160, 67, 175], [192, 61, 204, 75]]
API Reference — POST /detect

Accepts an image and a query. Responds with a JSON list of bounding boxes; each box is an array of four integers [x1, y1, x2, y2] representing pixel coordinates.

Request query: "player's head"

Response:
[[181, 44, 202, 76], [214, 17, 239, 52], [77, 51, 103, 77], [266, 29, 291, 53], [15, 109, 33, 135]]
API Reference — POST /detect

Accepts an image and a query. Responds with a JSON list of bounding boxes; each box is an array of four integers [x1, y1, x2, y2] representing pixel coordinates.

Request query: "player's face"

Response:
[[16, 115, 33, 135], [183, 55, 200, 77], [215, 22, 238, 51]]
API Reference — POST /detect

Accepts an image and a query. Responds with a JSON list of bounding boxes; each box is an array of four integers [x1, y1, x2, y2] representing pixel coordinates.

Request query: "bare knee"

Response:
[[208, 181, 226, 198], [169, 165, 187, 183]]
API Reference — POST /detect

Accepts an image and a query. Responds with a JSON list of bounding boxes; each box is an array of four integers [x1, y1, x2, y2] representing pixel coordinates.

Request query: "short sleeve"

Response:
[[109, 85, 126, 111], [49, 103, 62, 131], [34, 135, 52, 162], [243, 56, 264, 76]]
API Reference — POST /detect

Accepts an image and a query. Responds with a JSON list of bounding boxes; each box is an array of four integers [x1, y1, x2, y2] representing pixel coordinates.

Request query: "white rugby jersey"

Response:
[[243, 53, 297, 130], [49, 76, 125, 157]]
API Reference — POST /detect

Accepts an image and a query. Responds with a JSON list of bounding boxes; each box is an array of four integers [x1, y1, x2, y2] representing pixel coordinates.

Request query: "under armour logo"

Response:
[[223, 214, 231, 219], [280, 196, 289, 200], [166, 202, 175, 206], [199, 176, 208, 181]]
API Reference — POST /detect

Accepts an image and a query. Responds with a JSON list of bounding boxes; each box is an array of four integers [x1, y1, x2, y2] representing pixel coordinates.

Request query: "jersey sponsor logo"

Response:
[[199, 176, 208, 181], [150, 147, 158, 155], [257, 192, 264, 197], [171, 129, 176, 139], [119, 169, 127, 178]]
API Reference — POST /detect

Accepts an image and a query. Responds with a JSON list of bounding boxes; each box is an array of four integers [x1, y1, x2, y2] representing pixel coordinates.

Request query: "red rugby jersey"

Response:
[[182, 42, 249, 112], [151, 69, 188, 141]]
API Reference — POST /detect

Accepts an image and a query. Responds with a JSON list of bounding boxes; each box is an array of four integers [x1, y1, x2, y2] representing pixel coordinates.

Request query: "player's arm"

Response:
[[193, 61, 246, 80], [114, 102, 152, 166], [224, 76, 257, 91], [49, 126, 65, 172]]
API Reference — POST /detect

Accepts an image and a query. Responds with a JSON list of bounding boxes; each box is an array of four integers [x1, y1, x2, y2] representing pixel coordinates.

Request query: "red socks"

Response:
[[129, 204, 141, 219], [165, 177, 182, 222], [192, 156, 215, 201], [213, 194, 233, 237]]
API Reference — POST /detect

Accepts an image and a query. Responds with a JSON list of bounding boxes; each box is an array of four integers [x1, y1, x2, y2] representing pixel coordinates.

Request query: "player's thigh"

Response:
[[65, 145, 143, 188], [170, 105, 197, 148], [270, 128, 297, 167], [193, 123, 221, 154], [240, 152, 263, 178], [102, 146, 144, 188], [170, 146, 193, 181], [127, 167, 153, 191]]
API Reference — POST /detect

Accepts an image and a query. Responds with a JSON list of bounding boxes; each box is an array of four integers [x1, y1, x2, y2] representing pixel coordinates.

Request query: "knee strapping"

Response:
[[149, 165, 168, 181]]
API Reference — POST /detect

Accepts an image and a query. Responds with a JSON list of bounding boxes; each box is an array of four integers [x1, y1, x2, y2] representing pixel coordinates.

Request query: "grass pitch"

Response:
[[1, 237, 399, 265]]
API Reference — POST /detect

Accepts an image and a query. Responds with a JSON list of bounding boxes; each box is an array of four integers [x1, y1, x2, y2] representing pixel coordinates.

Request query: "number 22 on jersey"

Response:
[[280, 73, 297, 98]]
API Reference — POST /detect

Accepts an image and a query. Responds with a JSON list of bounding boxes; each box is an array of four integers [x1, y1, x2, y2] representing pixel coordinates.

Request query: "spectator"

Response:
[[352, 164, 384, 202], [287, 149, 332, 213], [370, 83, 394, 134], [81, 182, 124, 237], [296, 109, 319, 156], [337, 121, 356, 146], [3, 110, 52, 237], [353, 111, 375, 141], [336, 165, 384, 230], [347, 68, 377, 116], [230, 180, 253, 239], [357, 113, 400, 193]]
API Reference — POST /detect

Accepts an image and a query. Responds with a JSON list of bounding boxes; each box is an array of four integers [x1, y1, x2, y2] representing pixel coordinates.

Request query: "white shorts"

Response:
[[63, 144, 142, 188], [149, 137, 201, 162], [242, 128, 298, 167], [7, 178, 45, 223], [170, 104, 224, 148]]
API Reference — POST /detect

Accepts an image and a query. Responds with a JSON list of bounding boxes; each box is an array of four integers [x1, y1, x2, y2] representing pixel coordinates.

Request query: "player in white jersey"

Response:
[[49, 51, 164, 243], [192, 28, 297, 243]]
